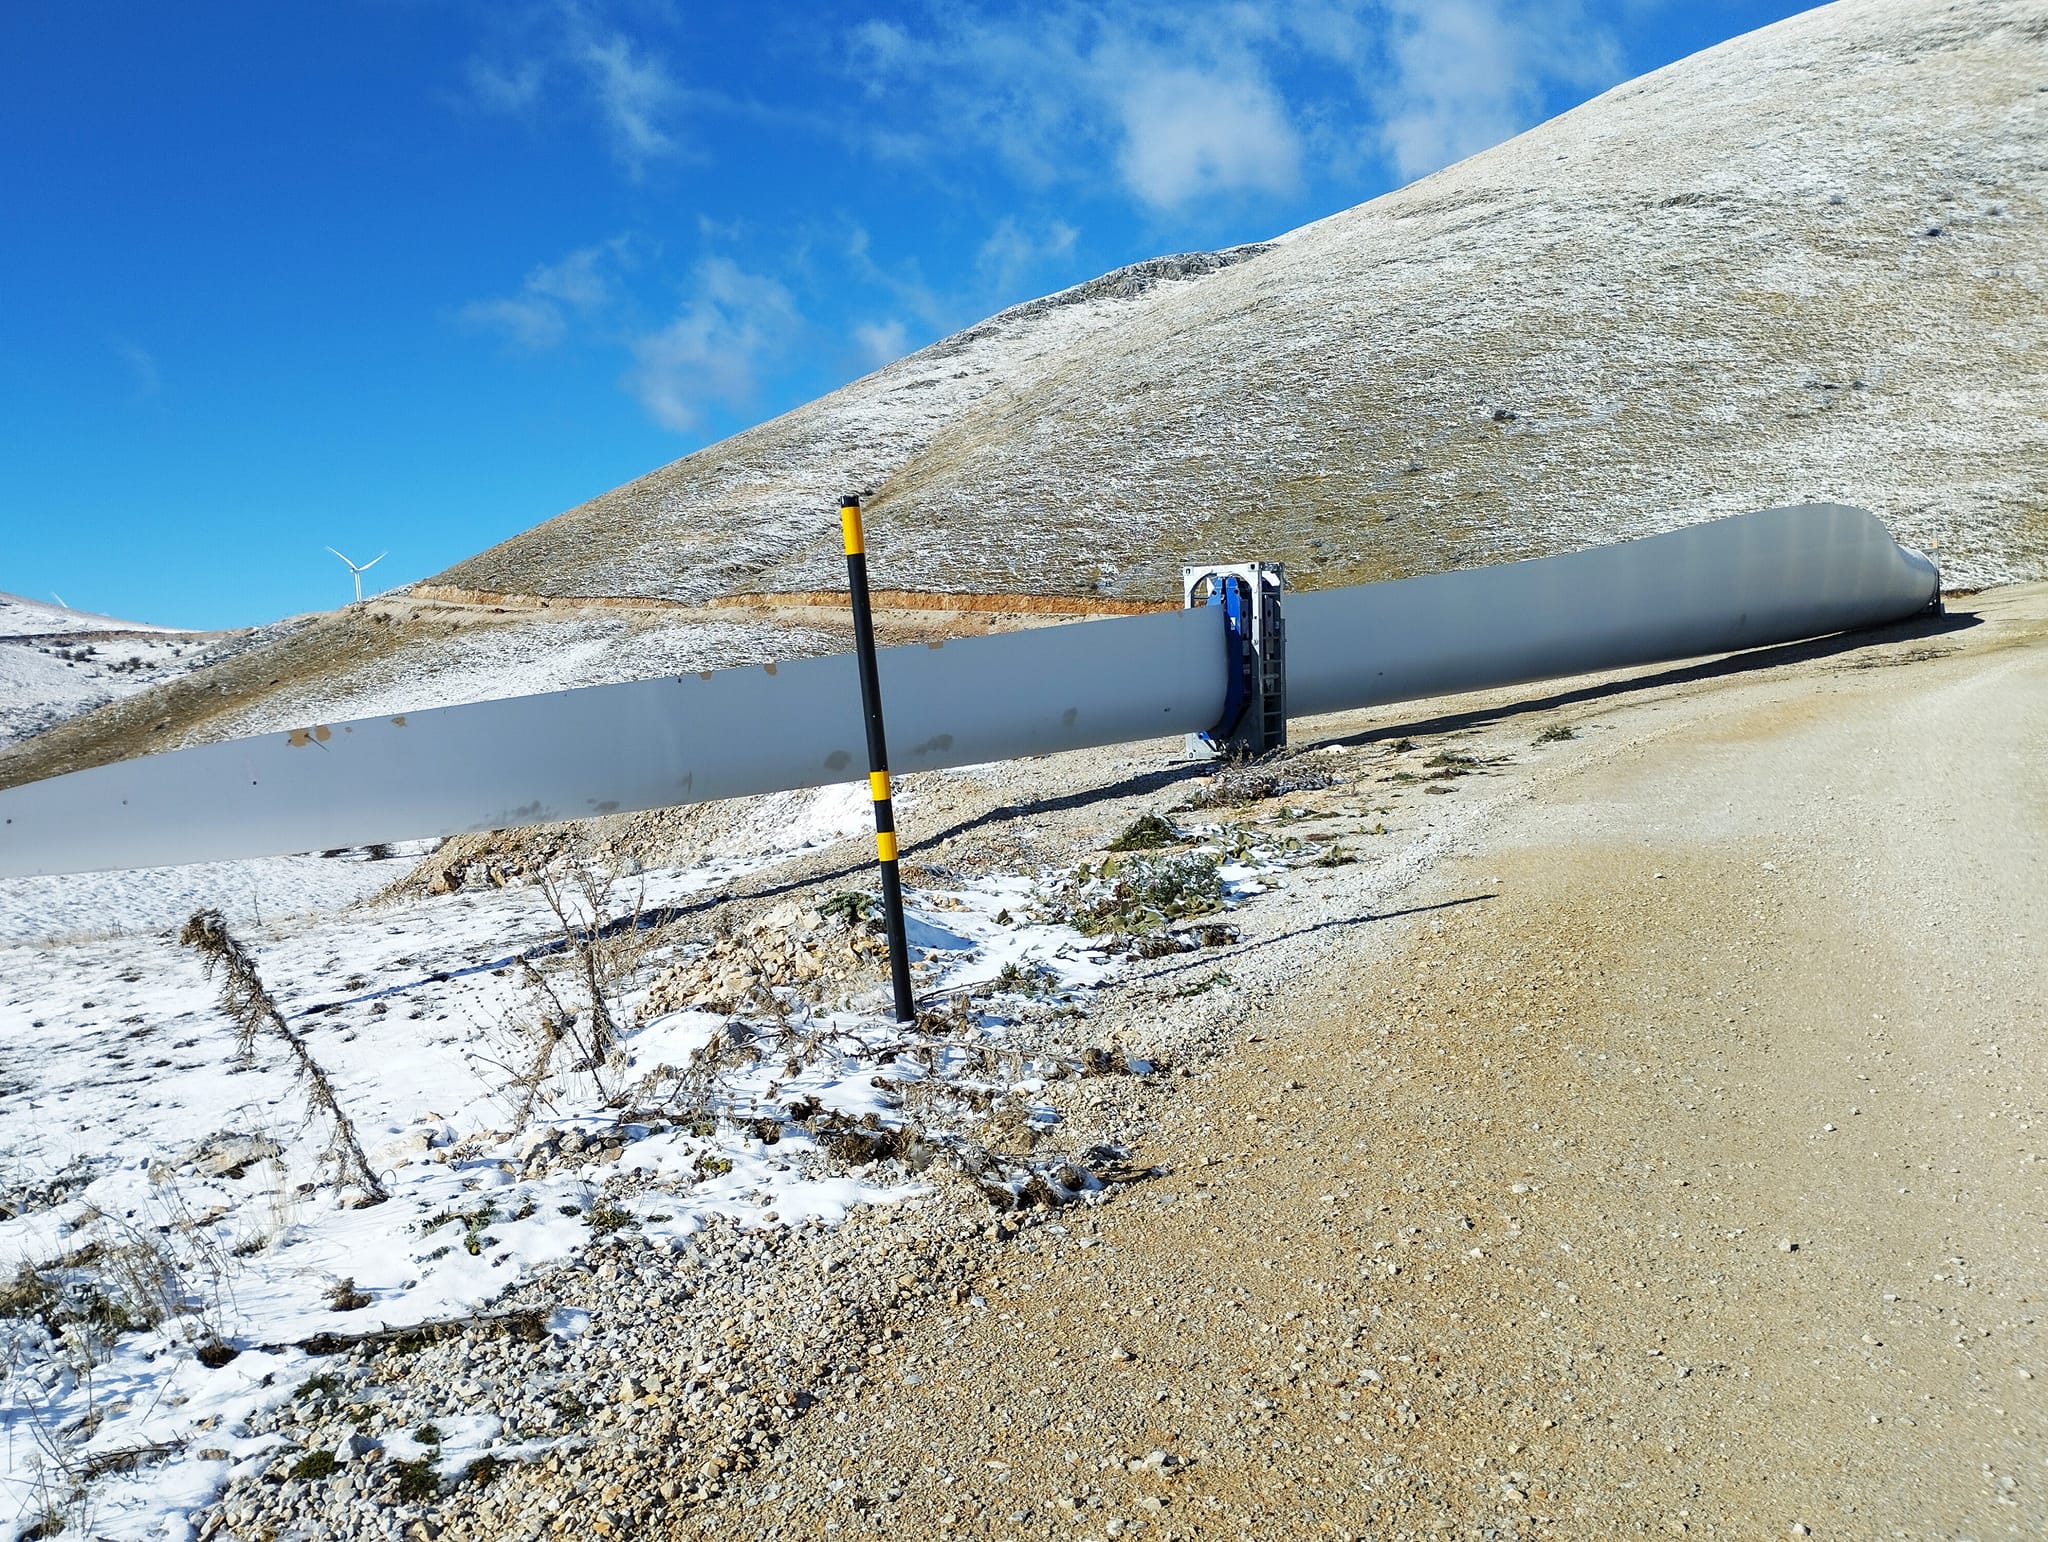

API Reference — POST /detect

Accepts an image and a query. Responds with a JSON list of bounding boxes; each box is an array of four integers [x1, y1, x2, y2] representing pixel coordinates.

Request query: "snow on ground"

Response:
[[0, 636, 212, 751], [0, 845, 438, 948], [0, 591, 231, 751], [0, 595, 185, 641], [0, 777, 1296, 1540]]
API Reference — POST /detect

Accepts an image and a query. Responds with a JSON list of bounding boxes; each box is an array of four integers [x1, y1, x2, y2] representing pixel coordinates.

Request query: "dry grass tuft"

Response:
[[178, 909, 387, 1205]]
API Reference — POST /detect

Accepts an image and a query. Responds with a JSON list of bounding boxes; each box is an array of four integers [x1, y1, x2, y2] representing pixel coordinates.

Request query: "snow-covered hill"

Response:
[[0, 592, 183, 640], [437, 0, 2047, 606], [0, 592, 207, 749]]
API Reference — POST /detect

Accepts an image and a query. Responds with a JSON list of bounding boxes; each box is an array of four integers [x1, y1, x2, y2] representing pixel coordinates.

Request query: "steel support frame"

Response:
[[1182, 561, 1287, 759]]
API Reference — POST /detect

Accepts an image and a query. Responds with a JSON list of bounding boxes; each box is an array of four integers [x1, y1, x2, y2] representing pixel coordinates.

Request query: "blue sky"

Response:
[[1, 0, 1823, 630]]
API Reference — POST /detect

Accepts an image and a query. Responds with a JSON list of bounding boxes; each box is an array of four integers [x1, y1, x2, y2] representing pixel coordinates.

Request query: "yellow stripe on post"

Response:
[[875, 830, 898, 863], [869, 770, 892, 802], [841, 504, 865, 556]]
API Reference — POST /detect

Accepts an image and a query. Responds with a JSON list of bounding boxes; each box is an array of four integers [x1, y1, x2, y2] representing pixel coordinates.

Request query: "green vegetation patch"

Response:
[[417, 1202, 497, 1257], [391, 1457, 439, 1502], [290, 1450, 339, 1482], [993, 961, 1059, 998], [1061, 851, 1224, 935], [1106, 813, 1179, 851]]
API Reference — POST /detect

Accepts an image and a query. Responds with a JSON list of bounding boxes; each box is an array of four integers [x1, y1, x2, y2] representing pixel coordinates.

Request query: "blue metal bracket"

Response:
[[1183, 562, 1286, 757]]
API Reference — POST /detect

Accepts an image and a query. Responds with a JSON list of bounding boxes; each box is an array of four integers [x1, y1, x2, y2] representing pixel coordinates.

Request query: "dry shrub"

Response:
[[178, 910, 386, 1205]]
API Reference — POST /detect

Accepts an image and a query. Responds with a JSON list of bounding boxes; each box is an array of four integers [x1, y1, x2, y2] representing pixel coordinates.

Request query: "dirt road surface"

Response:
[[733, 583, 2045, 1540]]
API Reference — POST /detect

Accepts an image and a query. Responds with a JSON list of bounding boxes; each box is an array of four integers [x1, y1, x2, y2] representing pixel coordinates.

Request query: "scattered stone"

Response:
[[186, 1131, 284, 1178]]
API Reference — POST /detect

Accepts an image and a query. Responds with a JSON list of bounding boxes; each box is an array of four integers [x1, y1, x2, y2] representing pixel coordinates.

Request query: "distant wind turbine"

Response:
[[325, 547, 387, 604]]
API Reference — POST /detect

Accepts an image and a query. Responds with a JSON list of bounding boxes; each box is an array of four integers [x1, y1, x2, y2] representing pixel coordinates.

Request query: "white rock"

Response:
[[373, 1131, 435, 1167], [187, 1132, 284, 1176]]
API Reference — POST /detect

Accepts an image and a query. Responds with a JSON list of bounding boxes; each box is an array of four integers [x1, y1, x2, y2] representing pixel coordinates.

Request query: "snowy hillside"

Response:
[[437, 0, 2047, 605], [0, 593, 183, 640], [0, 593, 207, 749]]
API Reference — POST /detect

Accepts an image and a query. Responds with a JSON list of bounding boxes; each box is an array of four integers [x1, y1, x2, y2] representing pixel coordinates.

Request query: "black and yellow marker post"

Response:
[[840, 494, 918, 1024]]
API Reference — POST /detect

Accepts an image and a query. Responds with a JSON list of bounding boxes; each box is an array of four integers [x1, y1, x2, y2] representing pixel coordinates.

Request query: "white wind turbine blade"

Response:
[[324, 546, 381, 602], [0, 607, 1227, 876], [0, 505, 1938, 879]]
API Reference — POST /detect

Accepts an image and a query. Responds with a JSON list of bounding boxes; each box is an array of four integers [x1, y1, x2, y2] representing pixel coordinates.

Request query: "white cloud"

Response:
[[842, 5, 1307, 210], [525, 244, 618, 309], [847, 18, 916, 87], [464, 57, 544, 114], [1375, 0, 1622, 181], [852, 319, 910, 369], [459, 6, 686, 177], [111, 339, 160, 398], [976, 216, 1079, 296], [458, 237, 635, 352], [1112, 65, 1301, 208], [841, 1, 1629, 207], [457, 295, 568, 351], [576, 31, 681, 176], [626, 259, 801, 431], [840, 221, 951, 333]]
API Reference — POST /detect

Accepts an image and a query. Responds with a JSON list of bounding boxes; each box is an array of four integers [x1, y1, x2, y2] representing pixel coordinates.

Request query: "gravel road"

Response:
[[710, 583, 2046, 1540]]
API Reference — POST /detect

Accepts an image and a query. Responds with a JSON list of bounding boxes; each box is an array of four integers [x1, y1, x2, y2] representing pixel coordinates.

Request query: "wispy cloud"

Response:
[[626, 259, 801, 431], [457, 295, 569, 351], [1374, 0, 1622, 181], [839, 222, 951, 334], [110, 338, 160, 398], [457, 237, 638, 352], [847, 7, 1301, 212], [463, 56, 544, 114], [976, 216, 1079, 297], [525, 243, 622, 309], [842, 1, 1629, 205], [574, 31, 681, 176], [459, 4, 688, 178], [851, 319, 910, 369]]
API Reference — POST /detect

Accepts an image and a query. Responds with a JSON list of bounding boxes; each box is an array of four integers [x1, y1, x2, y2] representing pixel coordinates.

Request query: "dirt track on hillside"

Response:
[[705, 584, 2046, 1540]]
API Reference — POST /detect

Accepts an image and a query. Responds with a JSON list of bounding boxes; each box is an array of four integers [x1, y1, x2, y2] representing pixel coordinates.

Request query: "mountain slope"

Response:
[[436, 0, 2046, 605]]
